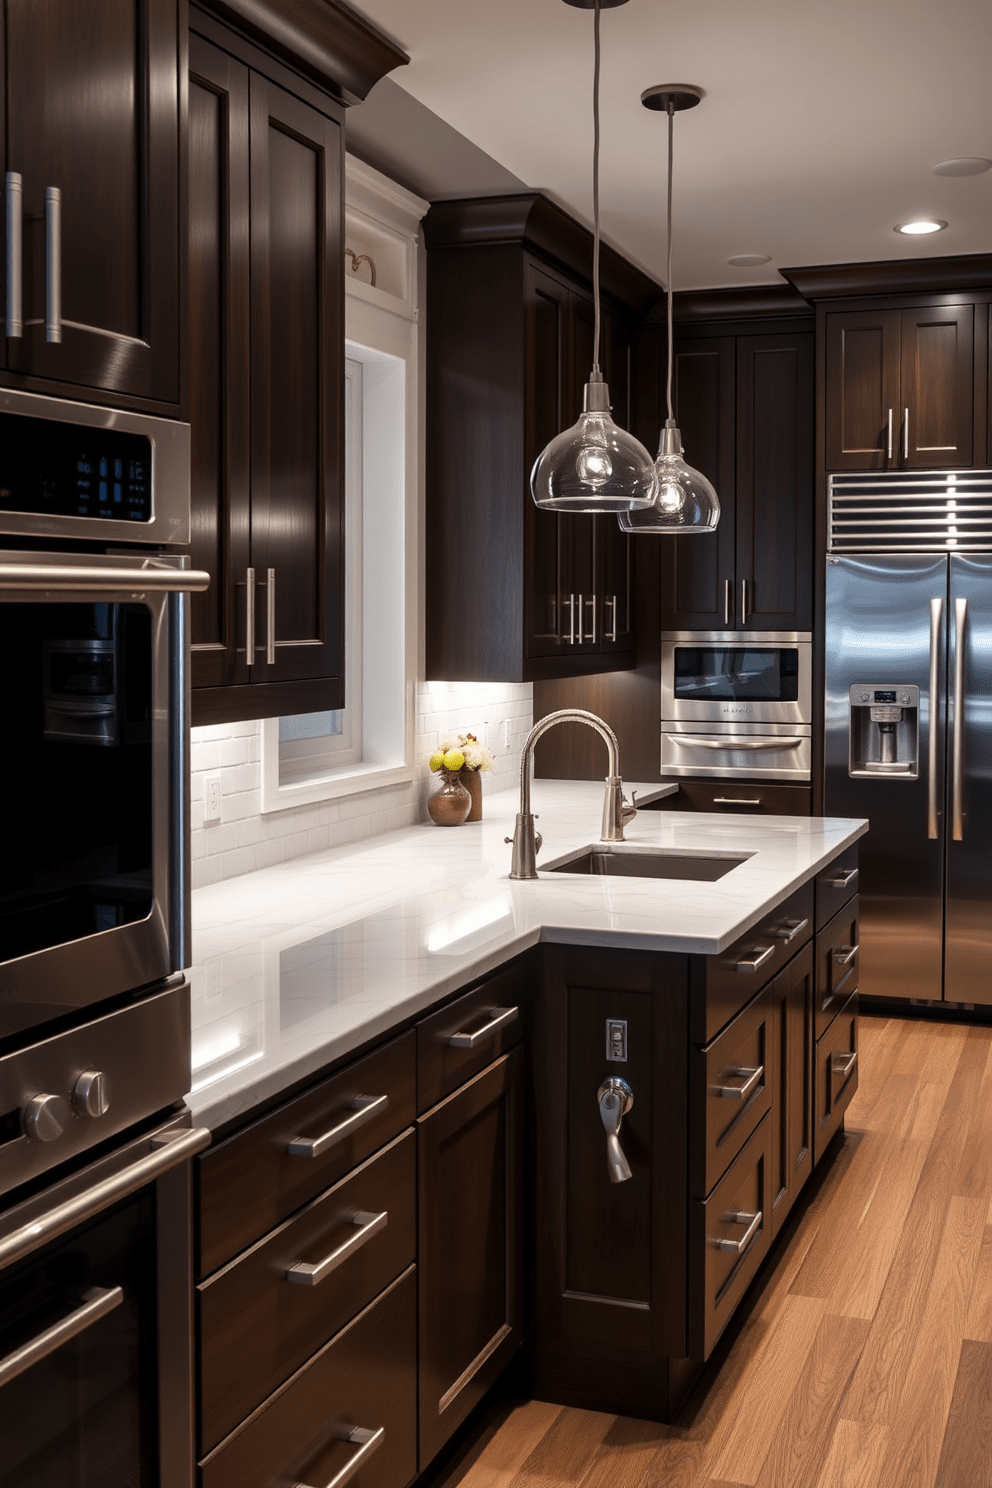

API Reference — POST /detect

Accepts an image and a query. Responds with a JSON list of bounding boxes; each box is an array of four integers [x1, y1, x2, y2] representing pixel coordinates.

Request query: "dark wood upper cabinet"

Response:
[[824, 302, 976, 470], [1, 0, 180, 406], [660, 327, 814, 632], [188, 29, 344, 724], [425, 194, 659, 683]]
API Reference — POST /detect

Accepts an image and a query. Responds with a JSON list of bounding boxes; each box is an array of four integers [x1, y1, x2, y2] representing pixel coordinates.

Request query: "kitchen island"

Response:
[[186, 781, 866, 1487]]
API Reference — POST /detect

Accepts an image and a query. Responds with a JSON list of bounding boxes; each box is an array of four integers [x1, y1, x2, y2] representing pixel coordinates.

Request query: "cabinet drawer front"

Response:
[[417, 961, 528, 1111], [689, 1113, 772, 1360], [658, 779, 812, 816], [815, 898, 860, 1040], [199, 1129, 415, 1455], [814, 992, 859, 1165], [693, 881, 814, 1043], [197, 1031, 416, 1276], [815, 847, 859, 929], [693, 982, 773, 1198], [200, 1266, 417, 1488]]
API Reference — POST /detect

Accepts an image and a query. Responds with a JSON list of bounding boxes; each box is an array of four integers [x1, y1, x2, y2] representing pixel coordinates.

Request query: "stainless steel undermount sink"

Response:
[[546, 845, 753, 881]]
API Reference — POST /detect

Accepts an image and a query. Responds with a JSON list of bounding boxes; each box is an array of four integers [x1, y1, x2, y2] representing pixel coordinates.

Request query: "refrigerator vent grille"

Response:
[[828, 471, 992, 553]]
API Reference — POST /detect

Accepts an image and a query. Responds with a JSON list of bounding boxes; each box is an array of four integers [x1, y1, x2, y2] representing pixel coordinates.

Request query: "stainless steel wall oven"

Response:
[[661, 630, 813, 781], [0, 389, 210, 1487]]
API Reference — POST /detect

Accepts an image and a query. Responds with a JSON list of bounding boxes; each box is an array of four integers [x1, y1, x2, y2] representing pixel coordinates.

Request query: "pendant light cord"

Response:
[[666, 99, 675, 422], [591, 0, 602, 376]]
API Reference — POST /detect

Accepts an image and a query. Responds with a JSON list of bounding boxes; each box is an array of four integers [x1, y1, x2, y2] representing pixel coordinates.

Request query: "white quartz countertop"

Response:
[[188, 780, 867, 1131]]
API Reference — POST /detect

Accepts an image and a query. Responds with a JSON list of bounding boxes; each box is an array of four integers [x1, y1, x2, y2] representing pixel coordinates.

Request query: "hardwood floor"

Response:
[[431, 1013, 992, 1488]]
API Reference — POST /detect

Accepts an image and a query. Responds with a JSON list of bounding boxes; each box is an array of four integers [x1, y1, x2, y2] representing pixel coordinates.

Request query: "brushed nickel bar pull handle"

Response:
[[775, 917, 809, 944], [45, 186, 61, 343], [725, 578, 732, 627], [735, 944, 775, 974], [832, 1050, 858, 1080], [928, 596, 942, 839], [286, 1094, 388, 1158], [0, 1286, 123, 1388], [714, 1210, 762, 1255], [903, 407, 910, 461], [741, 578, 748, 625], [0, 562, 210, 593], [828, 867, 859, 889], [5, 172, 21, 337], [577, 593, 585, 643], [605, 593, 616, 642], [587, 593, 597, 644], [713, 796, 762, 806], [447, 1006, 518, 1049], [266, 566, 276, 665], [245, 566, 255, 664], [952, 596, 967, 840], [0, 1127, 210, 1272], [716, 1065, 763, 1102], [832, 942, 859, 968], [285, 1211, 387, 1287], [887, 407, 893, 461], [296, 1426, 386, 1488], [567, 593, 576, 645]]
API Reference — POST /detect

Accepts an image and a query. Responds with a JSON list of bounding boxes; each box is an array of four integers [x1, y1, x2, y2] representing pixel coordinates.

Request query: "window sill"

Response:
[[260, 749, 416, 815]]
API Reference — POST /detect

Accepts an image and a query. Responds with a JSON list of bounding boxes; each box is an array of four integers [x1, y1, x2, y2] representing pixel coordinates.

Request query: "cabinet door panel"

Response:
[[769, 942, 813, 1239], [418, 1047, 523, 1468], [188, 37, 251, 690], [735, 333, 813, 630], [901, 304, 974, 467], [524, 262, 567, 660], [4, 0, 179, 401], [660, 337, 737, 628], [824, 309, 900, 470], [249, 75, 344, 693]]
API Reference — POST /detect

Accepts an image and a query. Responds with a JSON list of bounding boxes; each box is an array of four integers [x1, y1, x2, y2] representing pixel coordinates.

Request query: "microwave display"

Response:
[[0, 410, 151, 523], [672, 645, 800, 703]]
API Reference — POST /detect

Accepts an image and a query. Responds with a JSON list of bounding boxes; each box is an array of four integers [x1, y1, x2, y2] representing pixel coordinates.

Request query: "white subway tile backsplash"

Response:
[[190, 681, 532, 888]]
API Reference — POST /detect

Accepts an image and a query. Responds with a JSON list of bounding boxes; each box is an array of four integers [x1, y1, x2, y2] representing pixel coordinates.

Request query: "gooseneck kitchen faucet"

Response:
[[506, 708, 636, 879]]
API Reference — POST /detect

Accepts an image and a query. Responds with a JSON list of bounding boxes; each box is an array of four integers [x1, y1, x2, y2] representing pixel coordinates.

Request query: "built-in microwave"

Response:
[[661, 631, 813, 781], [0, 389, 207, 1044]]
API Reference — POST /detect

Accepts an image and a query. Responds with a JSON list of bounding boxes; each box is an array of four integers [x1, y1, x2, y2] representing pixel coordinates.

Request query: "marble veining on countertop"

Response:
[[187, 779, 866, 1130]]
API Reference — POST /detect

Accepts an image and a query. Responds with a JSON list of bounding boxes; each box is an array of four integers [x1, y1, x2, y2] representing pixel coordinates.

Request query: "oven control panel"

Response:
[[0, 410, 151, 523]]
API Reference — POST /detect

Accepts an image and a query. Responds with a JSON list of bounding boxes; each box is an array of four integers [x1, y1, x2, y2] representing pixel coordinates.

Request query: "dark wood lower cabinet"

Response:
[[200, 1268, 417, 1488], [769, 941, 814, 1239], [417, 1045, 524, 1469]]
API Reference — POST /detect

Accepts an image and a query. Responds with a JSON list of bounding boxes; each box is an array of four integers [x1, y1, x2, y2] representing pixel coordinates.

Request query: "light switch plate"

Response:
[[204, 771, 222, 824]]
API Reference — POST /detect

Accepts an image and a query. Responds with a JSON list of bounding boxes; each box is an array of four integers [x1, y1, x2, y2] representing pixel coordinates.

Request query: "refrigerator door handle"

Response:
[[952, 596, 967, 841], [928, 596, 942, 840]]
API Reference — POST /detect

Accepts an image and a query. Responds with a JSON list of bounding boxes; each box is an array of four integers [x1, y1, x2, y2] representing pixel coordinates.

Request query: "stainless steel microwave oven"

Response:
[[661, 631, 813, 781]]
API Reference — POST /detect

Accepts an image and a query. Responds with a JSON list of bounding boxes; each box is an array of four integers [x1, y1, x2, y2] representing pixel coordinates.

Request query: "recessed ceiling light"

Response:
[[931, 157, 992, 177], [894, 219, 948, 235], [727, 253, 771, 266]]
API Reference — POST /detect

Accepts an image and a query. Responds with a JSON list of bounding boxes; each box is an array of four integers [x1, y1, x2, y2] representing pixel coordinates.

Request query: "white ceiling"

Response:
[[346, 0, 992, 291]]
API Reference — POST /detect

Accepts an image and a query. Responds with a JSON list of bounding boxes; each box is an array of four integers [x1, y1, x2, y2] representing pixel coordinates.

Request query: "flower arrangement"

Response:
[[428, 732, 495, 778]]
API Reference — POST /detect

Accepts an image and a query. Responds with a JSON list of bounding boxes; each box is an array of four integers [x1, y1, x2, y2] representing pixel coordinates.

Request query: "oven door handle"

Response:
[[672, 735, 805, 751], [0, 1285, 123, 1389], [0, 1127, 211, 1272], [0, 562, 210, 594]]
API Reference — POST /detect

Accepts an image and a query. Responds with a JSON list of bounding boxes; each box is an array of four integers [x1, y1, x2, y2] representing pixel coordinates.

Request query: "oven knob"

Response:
[[23, 1094, 69, 1143], [73, 1070, 111, 1120]]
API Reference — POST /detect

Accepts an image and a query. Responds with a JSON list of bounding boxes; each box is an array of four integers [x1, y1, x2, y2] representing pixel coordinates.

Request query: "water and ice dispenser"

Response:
[[847, 685, 919, 777]]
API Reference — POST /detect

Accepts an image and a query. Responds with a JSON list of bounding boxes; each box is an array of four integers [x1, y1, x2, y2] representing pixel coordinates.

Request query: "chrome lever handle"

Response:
[[597, 1078, 633, 1184]]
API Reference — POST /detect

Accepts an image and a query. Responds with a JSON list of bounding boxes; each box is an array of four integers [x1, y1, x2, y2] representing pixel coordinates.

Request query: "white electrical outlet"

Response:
[[502, 718, 512, 752], [204, 771, 222, 824]]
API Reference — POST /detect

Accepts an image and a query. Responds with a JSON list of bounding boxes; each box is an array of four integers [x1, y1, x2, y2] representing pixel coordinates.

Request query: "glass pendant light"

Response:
[[531, 0, 657, 515], [620, 85, 720, 534]]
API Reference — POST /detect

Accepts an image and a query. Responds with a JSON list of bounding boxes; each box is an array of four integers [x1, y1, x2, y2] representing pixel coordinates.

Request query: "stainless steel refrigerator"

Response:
[[824, 553, 992, 1006]]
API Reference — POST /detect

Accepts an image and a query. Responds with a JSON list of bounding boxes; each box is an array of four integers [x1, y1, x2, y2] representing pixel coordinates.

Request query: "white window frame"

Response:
[[260, 162, 424, 813]]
